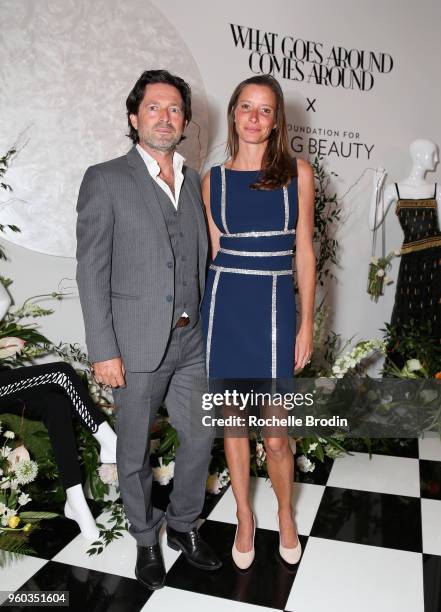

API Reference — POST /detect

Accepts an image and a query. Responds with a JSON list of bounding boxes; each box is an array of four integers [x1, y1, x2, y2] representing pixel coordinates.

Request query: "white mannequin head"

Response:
[[409, 139, 439, 172]]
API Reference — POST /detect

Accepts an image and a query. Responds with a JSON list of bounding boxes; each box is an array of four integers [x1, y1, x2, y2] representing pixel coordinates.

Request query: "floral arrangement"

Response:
[[0, 423, 58, 554], [0, 427, 37, 528], [367, 251, 399, 302], [331, 338, 387, 378], [388, 358, 430, 379], [296, 433, 347, 467], [382, 321, 441, 378]]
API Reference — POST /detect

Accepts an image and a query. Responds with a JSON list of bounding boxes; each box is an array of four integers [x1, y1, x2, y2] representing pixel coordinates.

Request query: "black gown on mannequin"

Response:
[[390, 183, 441, 347]]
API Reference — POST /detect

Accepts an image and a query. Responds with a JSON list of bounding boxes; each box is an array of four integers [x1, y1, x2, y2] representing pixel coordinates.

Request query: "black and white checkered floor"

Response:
[[1, 435, 440, 612]]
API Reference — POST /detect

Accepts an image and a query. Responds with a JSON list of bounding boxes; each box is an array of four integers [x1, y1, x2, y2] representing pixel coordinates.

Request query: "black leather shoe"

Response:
[[166, 526, 222, 570], [135, 544, 166, 590]]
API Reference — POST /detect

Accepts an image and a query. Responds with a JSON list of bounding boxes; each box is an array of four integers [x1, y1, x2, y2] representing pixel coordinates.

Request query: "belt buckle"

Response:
[[175, 316, 190, 329]]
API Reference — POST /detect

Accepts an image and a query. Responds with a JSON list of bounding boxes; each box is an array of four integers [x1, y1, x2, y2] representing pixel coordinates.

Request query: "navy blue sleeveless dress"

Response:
[[200, 163, 298, 378]]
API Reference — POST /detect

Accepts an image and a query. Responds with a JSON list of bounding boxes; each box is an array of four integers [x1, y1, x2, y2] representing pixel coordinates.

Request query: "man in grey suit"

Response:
[[76, 70, 221, 589]]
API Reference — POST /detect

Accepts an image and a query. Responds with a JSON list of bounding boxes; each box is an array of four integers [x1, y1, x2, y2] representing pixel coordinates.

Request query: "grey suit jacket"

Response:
[[76, 146, 208, 372]]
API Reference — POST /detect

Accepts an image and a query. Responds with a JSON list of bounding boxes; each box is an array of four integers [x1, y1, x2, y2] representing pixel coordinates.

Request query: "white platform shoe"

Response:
[[278, 516, 302, 565], [232, 515, 256, 570]]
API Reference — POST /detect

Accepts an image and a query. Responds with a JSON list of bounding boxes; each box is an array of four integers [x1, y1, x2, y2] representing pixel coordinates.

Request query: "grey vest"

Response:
[[151, 179, 200, 327]]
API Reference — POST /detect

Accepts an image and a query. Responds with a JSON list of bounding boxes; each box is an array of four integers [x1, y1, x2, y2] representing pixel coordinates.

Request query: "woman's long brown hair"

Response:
[[226, 74, 296, 190]]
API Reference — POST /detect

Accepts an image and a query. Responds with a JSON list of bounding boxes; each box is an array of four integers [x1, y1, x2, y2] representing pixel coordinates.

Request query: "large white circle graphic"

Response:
[[0, 0, 208, 257]]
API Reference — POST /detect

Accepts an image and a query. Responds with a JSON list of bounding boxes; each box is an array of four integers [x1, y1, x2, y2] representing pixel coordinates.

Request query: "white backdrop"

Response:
[[1, 0, 440, 354]]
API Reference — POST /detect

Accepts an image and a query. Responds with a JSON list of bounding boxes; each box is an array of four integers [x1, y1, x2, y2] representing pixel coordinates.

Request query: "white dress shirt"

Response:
[[136, 144, 185, 209]]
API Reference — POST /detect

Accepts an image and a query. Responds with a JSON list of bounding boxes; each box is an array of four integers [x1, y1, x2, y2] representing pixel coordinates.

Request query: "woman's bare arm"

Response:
[[294, 158, 316, 370]]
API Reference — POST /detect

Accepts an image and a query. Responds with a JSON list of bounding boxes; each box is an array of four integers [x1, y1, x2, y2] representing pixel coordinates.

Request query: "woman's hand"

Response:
[[294, 324, 313, 372]]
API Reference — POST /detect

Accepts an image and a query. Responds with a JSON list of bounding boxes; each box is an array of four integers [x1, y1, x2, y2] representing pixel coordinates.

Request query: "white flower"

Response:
[[9, 479, 19, 490], [152, 458, 174, 485], [18, 492, 31, 506], [324, 444, 344, 459], [296, 455, 315, 473], [308, 442, 318, 453], [0, 337, 26, 358], [3, 431, 15, 440], [218, 468, 230, 486], [332, 339, 386, 378], [376, 269, 385, 277], [0, 480, 10, 490], [7, 445, 30, 466], [255, 441, 266, 467], [1, 507, 17, 527], [12, 460, 38, 485], [406, 359, 422, 372], [98, 463, 118, 485], [0, 502, 6, 514], [0, 446, 12, 458], [370, 256, 378, 265]]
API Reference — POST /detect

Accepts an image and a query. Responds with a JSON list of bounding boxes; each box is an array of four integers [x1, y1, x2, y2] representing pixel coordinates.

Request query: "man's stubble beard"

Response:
[[139, 127, 182, 153]]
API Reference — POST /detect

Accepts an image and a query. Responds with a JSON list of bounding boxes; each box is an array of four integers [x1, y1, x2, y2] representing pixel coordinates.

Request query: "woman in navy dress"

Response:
[[200, 75, 316, 568]]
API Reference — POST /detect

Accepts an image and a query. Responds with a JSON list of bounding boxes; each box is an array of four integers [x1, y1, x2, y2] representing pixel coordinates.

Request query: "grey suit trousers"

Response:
[[112, 320, 213, 546]]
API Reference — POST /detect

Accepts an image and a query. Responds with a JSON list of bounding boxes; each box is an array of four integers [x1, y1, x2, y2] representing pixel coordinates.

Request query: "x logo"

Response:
[[306, 98, 316, 112]]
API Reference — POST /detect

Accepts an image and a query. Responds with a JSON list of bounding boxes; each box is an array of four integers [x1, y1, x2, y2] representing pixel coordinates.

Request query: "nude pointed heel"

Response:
[[232, 515, 256, 570], [278, 516, 302, 565]]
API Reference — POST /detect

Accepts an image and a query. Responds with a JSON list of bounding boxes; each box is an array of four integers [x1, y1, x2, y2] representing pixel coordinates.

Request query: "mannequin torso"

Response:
[[369, 139, 441, 230]]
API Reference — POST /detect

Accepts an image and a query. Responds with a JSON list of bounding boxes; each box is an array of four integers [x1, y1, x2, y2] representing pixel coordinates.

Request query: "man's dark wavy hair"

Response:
[[126, 70, 192, 144]]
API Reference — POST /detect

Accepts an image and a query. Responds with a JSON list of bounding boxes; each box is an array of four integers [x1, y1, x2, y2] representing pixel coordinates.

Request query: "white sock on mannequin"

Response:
[[64, 484, 100, 541], [93, 421, 117, 464]]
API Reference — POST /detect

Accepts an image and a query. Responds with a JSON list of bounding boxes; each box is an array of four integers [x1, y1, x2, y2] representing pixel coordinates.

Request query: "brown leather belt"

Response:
[[174, 316, 190, 328]]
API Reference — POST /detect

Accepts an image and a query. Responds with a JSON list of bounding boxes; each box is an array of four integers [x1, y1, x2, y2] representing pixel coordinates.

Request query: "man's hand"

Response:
[[92, 357, 126, 388]]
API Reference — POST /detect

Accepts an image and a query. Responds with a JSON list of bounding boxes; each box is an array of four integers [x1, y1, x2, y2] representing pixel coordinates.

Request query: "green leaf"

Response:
[[315, 443, 324, 462], [0, 534, 36, 556], [19, 511, 59, 520]]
